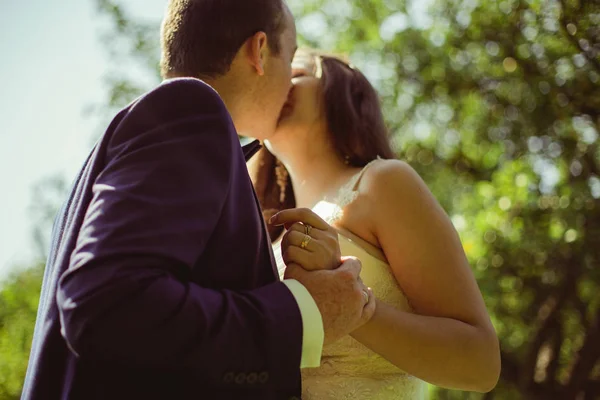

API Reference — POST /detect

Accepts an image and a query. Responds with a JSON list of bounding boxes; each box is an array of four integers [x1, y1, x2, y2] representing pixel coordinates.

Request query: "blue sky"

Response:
[[0, 0, 165, 279]]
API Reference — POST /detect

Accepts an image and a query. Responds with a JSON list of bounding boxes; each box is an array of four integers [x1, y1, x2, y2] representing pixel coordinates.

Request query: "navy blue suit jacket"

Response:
[[22, 79, 303, 399]]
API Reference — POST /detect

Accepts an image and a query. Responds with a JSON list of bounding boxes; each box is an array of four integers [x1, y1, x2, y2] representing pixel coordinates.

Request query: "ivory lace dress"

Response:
[[272, 161, 427, 399]]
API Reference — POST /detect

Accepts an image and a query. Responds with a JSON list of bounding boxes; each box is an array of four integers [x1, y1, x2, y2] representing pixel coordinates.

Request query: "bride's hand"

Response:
[[270, 208, 341, 271]]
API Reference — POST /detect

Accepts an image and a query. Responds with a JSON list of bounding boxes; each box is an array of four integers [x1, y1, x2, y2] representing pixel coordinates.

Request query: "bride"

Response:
[[248, 49, 501, 399]]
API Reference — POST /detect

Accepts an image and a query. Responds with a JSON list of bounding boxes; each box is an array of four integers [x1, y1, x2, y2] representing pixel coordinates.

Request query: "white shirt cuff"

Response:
[[282, 279, 324, 368]]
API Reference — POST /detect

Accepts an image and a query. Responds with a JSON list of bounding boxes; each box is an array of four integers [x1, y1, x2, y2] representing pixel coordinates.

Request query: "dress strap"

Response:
[[332, 157, 382, 208], [351, 157, 382, 190]]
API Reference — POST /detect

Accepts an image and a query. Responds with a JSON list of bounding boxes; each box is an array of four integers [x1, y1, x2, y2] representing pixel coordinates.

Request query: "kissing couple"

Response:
[[22, 0, 500, 399]]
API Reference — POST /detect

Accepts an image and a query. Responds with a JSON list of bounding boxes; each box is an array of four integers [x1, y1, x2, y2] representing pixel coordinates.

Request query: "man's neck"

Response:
[[203, 76, 235, 107]]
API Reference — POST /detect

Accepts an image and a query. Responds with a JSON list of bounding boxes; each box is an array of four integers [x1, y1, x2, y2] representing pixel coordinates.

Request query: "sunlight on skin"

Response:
[[312, 200, 343, 223]]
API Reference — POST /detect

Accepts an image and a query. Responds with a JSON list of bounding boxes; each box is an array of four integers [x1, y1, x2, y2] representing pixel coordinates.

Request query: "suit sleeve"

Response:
[[56, 80, 303, 386]]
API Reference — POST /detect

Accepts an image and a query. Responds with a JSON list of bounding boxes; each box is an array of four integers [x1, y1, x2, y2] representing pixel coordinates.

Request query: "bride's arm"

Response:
[[349, 160, 500, 393]]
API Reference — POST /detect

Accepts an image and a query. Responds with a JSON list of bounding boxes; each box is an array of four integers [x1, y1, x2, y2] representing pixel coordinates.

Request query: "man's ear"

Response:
[[246, 31, 268, 76]]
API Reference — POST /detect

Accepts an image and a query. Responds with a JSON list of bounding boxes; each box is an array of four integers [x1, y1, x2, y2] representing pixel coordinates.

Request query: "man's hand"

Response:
[[271, 209, 376, 344], [285, 257, 376, 345], [270, 208, 341, 271]]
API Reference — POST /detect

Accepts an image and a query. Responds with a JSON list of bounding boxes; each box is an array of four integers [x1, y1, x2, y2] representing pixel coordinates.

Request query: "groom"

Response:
[[21, 0, 375, 399]]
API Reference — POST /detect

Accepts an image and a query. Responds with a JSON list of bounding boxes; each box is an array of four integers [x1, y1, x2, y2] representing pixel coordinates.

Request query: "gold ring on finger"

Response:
[[300, 234, 312, 250], [304, 223, 312, 236]]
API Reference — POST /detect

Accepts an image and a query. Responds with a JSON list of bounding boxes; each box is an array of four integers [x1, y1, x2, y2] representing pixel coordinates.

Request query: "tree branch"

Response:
[[563, 308, 600, 399]]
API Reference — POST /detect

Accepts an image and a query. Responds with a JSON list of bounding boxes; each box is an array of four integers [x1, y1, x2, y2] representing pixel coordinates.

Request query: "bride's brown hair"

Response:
[[248, 49, 395, 241]]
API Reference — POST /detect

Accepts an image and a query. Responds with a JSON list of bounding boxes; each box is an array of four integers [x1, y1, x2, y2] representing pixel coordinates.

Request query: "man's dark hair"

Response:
[[161, 0, 285, 79]]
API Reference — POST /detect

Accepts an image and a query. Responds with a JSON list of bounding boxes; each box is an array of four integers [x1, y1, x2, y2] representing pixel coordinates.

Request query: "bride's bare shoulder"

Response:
[[335, 159, 424, 245], [358, 158, 442, 218], [357, 159, 423, 194]]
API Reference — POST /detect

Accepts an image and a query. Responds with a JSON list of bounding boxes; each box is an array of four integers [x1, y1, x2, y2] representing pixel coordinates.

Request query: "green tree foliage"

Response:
[[0, 265, 43, 400], [0, 174, 68, 400], [288, 1, 600, 398]]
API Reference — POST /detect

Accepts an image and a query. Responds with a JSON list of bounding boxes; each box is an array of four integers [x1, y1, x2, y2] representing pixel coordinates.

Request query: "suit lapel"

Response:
[[250, 186, 279, 281], [241, 138, 262, 162], [242, 139, 280, 281]]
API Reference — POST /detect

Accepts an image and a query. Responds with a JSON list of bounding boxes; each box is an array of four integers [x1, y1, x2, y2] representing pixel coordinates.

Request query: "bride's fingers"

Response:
[[281, 246, 337, 272], [283, 263, 306, 280], [281, 229, 325, 252], [270, 208, 331, 231], [286, 223, 330, 243], [283, 220, 324, 232], [281, 246, 317, 270], [285, 222, 308, 234]]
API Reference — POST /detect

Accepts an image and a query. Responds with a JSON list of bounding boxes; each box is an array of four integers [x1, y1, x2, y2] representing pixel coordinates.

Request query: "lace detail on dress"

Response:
[[297, 233, 426, 399], [302, 374, 427, 400], [324, 157, 382, 224]]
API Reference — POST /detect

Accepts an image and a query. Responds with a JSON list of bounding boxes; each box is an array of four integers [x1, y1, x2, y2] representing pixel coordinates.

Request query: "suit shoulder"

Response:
[[113, 78, 234, 140], [137, 78, 228, 117], [104, 78, 236, 156]]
